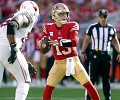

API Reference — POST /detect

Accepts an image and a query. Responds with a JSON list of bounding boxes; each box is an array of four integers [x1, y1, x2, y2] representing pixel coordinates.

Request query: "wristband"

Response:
[[10, 42, 16, 48], [10, 42, 18, 52]]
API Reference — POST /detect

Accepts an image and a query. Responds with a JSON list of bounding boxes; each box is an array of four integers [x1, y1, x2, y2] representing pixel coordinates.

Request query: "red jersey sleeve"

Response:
[[69, 22, 79, 47]]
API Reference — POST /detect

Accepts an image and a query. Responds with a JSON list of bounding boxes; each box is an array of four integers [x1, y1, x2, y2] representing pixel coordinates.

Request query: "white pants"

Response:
[[0, 45, 31, 100], [0, 45, 31, 84]]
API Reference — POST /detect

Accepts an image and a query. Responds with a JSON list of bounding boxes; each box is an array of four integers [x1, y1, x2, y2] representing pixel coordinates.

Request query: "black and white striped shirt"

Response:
[[86, 22, 116, 51]]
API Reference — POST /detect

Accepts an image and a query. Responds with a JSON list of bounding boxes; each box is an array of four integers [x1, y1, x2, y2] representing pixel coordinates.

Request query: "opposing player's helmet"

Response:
[[52, 3, 70, 24], [20, 1, 39, 25]]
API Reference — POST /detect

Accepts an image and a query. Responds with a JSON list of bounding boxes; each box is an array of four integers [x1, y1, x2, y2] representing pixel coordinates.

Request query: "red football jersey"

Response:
[[40, 21, 79, 60]]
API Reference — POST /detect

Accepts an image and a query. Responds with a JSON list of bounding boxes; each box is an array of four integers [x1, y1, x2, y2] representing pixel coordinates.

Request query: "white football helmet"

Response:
[[20, 1, 39, 25], [52, 3, 70, 24]]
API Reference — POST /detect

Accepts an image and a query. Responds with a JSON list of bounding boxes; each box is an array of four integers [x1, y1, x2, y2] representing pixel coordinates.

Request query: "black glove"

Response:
[[28, 62, 37, 76], [8, 42, 17, 64]]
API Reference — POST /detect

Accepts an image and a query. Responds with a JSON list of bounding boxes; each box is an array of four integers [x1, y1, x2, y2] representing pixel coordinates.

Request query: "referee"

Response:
[[81, 9, 120, 100]]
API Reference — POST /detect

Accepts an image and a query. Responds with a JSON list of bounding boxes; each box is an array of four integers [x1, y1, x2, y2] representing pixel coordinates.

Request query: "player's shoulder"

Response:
[[43, 23, 55, 33], [11, 11, 30, 28], [12, 11, 29, 22], [13, 11, 24, 18], [45, 23, 54, 26], [67, 21, 79, 31], [44, 23, 55, 29], [67, 21, 79, 26], [13, 11, 32, 24]]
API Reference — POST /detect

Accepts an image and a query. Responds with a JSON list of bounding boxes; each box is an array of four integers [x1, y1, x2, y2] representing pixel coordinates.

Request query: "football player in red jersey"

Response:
[[37, 3, 100, 100]]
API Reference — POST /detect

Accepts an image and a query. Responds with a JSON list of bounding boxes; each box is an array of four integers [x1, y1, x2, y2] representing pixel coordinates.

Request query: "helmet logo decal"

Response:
[[53, 5, 59, 10]]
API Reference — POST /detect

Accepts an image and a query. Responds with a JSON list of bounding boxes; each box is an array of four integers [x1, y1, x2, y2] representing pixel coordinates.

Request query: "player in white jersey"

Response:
[[0, 1, 39, 100]]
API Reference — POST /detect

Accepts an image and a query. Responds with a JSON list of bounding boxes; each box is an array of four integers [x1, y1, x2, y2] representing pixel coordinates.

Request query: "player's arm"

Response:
[[7, 14, 30, 44], [59, 22, 79, 47], [59, 30, 79, 47], [7, 14, 30, 64]]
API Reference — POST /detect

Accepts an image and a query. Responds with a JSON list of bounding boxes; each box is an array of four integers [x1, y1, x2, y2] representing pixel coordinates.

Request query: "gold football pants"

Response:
[[46, 56, 90, 87]]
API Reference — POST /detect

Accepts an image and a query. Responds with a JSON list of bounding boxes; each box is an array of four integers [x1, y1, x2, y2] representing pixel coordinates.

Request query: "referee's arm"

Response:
[[112, 33, 120, 53], [112, 33, 120, 62], [81, 35, 91, 62]]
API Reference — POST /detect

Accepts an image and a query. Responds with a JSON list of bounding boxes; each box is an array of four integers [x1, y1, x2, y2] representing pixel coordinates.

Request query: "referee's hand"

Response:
[[80, 53, 87, 62], [117, 54, 120, 62]]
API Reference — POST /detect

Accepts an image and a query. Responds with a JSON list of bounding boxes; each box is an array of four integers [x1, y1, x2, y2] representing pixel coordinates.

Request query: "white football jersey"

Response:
[[0, 10, 35, 49]]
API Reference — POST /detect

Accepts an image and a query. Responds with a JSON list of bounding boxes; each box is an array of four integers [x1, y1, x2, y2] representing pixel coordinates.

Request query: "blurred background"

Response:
[[0, 0, 120, 88]]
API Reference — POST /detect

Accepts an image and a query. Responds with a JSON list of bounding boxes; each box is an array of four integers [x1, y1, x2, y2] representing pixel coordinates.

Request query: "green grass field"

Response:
[[0, 87, 120, 100]]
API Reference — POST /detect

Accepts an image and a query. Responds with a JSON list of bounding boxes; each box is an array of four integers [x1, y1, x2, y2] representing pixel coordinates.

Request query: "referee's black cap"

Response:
[[98, 9, 108, 16]]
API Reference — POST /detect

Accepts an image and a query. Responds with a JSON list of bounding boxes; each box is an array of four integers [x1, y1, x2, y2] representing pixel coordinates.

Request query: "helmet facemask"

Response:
[[52, 3, 70, 24]]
